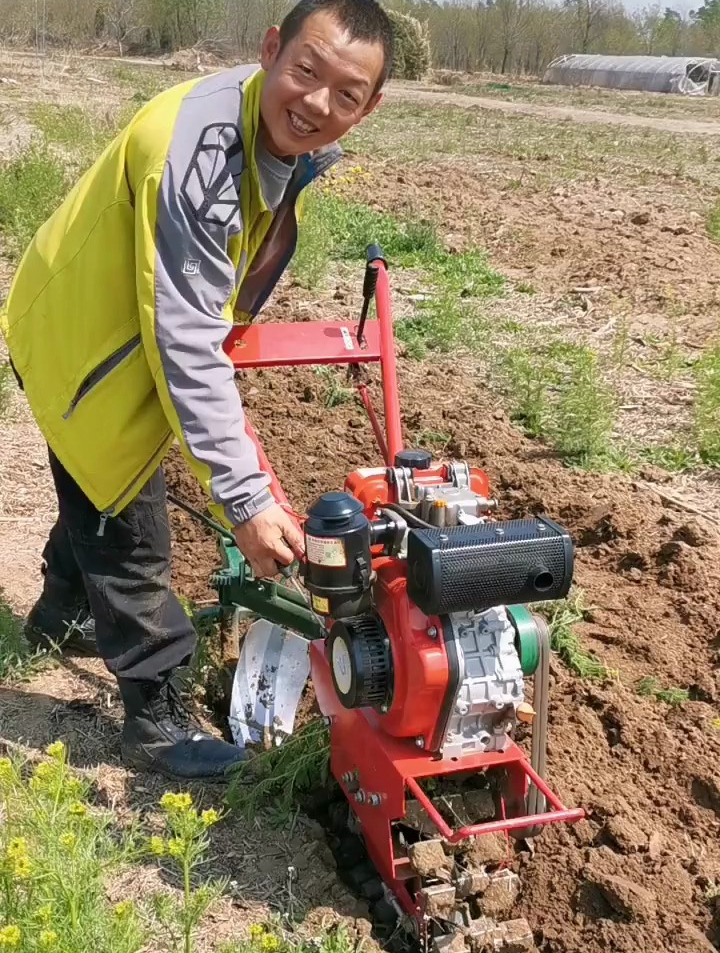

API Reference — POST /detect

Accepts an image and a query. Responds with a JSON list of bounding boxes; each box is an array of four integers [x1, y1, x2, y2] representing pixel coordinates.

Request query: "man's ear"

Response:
[[361, 90, 384, 120], [260, 25, 282, 71]]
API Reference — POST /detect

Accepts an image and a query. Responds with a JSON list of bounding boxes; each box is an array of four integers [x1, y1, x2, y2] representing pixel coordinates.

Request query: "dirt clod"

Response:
[[584, 869, 657, 922], [605, 816, 647, 854], [421, 884, 457, 918], [466, 833, 508, 867], [481, 870, 521, 919], [409, 839, 453, 880]]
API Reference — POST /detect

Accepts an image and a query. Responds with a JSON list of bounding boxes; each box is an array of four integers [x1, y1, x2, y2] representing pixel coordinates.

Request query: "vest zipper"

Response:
[[63, 334, 142, 420]]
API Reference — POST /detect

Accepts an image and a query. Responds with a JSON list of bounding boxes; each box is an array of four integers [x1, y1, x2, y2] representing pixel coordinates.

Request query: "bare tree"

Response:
[[104, 0, 143, 55]]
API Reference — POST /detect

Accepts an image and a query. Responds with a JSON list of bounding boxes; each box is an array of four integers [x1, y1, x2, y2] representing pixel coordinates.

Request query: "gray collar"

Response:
[[255, 140, 297, 211]]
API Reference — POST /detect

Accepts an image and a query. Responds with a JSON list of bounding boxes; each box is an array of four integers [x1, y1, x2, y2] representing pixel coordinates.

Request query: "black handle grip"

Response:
[[366, 243, 386, 265]]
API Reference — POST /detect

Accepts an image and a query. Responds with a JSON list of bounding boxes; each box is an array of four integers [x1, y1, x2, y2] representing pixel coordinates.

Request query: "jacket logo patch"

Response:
[[181, 124, 244, 228], [182, 259, 201, 276]]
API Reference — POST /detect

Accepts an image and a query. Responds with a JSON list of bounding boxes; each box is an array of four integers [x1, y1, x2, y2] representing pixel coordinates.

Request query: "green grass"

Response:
[[29, 104, 112, 153], [638, 444, 700, 473], [314, 367, 354, 408], [0, 146, 70, 260], [707, 200, 720, 243], [0, 742, 146, 953], [0, 747, 235, 953], [295, 190, 503, 358], [635, 676, 689, 706], [346, 102, 719, 189], [551, 346, 616, 466], [0, 594, 45, 682], [693, 341, 720, 464], [537, 591, 615, 681], [219, 923, 357, 953], [291, 190, 333, 290], [226, 719, 330, 826], [500, 340, 621, 469]]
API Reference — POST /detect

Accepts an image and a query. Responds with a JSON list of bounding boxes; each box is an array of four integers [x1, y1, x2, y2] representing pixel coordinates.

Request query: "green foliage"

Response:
[[638, 444, 699, 473], [0, 146, 70, 260], [501, 340, 619, 468], [395, 292, 467, 359], [635, 676, 689, 706], [150, 793, 225, 953], [0, 594, 45, 682], [707, 200, 720, 243], [29, 104, 114, 154], [290, 191, 502, 359], [501, 347, 552, 437], [291, 190, 332, 290], [536, 591, 615, 680], [219, 923, 357, 953], [316, 192, 441, 265], [693, 341, 720, 464], [226, 719, 329, 825], [314, 367, 354, 408], [551, 346, 616, 465], [387, 9, 432, 81], [0, 742, 146, 953]]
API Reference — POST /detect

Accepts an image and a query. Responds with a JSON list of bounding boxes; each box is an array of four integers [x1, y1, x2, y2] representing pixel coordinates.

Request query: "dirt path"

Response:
[[388, 82, 720, 135]]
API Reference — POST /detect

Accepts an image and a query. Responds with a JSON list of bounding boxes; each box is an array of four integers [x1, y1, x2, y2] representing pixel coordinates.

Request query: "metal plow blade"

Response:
[[228, 615, 310, 750]]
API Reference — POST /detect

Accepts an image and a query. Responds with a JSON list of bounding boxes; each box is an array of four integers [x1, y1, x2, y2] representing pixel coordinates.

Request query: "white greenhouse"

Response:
[[542, 54, 720, 96]]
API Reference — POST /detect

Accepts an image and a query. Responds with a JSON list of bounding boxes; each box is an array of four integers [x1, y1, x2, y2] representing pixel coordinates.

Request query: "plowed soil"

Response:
[[165, 342, 720, 953], [2, 52, 720, 953]]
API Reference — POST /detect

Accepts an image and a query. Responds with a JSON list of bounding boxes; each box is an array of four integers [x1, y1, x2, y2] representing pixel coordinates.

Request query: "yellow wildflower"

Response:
[[39, 930, 58, 948], [33, 763, 54, 782], [261, 935, 280, 952], [69, 801, 87, 817], [0, 925, 21, 947], [45, 741, 65, 759], [149, 836, 166, 856], [59, 832, 76, 850], [36, 904, 53, 923], [12, 856, 32, 879], [114, 900, 134, 919], [160, 791, 193, 813], [6, 838, 27, 859], [249, 925, 265, 938], [167, 838, 184, 858], [0, 758, 12, 779], [66, 779, 84, 799], [200, 808, 219, 828]]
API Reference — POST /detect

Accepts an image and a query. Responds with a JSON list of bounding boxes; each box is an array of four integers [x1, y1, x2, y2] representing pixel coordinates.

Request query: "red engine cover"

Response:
[[345, 463, 491, 515], [371, 558, 449, 749]]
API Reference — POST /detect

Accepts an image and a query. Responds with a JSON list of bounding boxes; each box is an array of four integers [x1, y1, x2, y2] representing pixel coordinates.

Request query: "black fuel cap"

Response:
[[394, 448, 432, 471]]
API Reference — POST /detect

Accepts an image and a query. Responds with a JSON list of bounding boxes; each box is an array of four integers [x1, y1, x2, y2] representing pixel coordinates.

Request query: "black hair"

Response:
[[279, 0, 394, 94]]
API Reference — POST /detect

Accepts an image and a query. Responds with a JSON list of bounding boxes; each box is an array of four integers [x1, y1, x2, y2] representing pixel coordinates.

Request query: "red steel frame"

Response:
[[225, 256, 403, 477], [224, 250, 585, 918]]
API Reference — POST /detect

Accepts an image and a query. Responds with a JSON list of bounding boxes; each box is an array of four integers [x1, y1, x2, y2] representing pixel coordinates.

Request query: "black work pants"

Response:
[[42, 450, 196, 684]]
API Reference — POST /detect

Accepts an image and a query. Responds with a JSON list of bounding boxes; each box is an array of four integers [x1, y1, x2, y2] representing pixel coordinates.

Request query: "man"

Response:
[[0, 0, 393, 779]]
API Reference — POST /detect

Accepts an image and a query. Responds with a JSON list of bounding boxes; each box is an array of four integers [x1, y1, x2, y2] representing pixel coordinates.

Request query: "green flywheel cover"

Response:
[[508, 605, 540, 676]]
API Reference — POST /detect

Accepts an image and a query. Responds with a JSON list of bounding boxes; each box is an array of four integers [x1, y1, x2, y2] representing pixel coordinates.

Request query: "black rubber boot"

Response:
[[24, 587, 98, 657], [118, 678, 246, 780]]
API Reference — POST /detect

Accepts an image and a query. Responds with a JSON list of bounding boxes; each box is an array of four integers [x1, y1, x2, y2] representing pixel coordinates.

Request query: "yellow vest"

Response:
[[1, 66, 340, 524]]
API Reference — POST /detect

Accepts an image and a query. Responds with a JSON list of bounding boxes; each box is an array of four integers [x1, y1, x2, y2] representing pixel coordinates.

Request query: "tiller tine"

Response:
[[228, 615, 310, 750]]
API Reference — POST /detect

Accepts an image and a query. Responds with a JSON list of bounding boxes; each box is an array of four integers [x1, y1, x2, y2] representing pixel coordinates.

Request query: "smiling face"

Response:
[[258, 9, 386, 158]]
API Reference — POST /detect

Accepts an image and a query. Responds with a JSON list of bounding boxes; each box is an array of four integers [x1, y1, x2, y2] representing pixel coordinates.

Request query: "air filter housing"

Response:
[[406, 517, 573, 615]]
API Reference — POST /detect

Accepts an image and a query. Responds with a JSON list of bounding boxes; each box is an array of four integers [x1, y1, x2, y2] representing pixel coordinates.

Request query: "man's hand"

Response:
[[233, 503, 305, 579]]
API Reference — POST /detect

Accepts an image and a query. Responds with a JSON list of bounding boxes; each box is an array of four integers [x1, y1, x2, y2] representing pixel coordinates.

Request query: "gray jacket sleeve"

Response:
[[146, 121, 274, 526]]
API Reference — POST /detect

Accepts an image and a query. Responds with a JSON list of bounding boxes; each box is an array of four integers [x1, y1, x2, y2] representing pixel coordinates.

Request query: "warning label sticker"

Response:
[[306, 534, 347, 567], [312, 594, 330, 614]]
